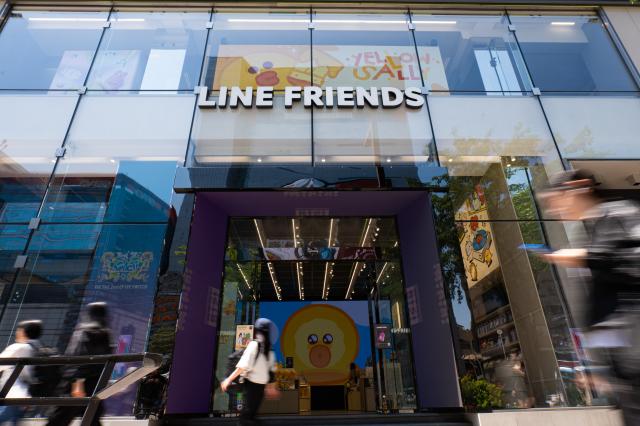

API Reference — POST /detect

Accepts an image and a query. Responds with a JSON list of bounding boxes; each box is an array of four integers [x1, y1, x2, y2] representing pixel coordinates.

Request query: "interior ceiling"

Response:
[[227, 216, 401, 301]]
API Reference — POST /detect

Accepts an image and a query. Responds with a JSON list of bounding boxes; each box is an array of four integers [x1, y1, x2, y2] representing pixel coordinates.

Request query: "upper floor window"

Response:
[[509, 13, 638, 92], [87, 10, 209, 91], [412, 14, 531, 93], [0, 10, 108, 90]]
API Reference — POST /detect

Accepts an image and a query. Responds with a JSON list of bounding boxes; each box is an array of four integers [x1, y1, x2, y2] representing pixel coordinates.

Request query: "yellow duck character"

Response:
[[281, 304, 359, 385]]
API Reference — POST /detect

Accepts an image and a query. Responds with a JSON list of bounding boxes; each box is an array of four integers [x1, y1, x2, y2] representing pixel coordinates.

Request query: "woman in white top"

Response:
[[0, 320, 42, 425], [221, 318, 279, 425]]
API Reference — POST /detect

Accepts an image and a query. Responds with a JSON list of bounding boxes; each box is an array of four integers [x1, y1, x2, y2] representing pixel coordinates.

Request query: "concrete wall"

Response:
[[467, 407, 623, 426]]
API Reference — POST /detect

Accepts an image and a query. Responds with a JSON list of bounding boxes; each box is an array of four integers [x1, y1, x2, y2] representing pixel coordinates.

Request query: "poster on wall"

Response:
[[374, 324, 392, 349], [50, 50, 93, 90], [455, 184, 500, 287], [89, 50, 141, 91], [140, 49, 186, 92], [234, 325, 254, 351], [211, 45, 448, 91]]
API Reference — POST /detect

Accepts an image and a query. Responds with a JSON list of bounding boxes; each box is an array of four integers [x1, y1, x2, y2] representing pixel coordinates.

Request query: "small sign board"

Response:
[[374, 324, 392, 349], [234, 325, 254, 351]]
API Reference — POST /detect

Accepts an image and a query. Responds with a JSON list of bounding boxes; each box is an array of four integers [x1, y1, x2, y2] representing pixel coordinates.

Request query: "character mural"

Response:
[[260, 302, 370, 386], [455, 184, 500, 286], [211, 45, 448, 91]]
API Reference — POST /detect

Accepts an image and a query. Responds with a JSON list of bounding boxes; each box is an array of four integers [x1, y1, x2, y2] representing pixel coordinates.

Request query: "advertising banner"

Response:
[[212, 45, 448, 91]]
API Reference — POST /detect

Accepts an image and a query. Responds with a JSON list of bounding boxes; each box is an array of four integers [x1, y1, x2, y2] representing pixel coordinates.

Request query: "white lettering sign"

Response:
[[198, 86, 426, 109]]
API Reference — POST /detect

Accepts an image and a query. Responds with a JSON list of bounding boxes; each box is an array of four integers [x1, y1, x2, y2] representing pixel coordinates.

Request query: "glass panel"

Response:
[[509, 14, 637, 92], [431, 96, 579, 407], [412, 14, 531, 93], [430, 95, 563, 218], [0, 10, 108, 90], [203, 10, 311, 90], [190, 96, 311, 165], [41, 93, 193, 222], [312, 12, 421, 89], [0, 223, 166, 353], [432, 192, 586, 408], [87, 11, 209, 91], [541, 95, 640, 159], [214, 216, 414, 414], [375, 260, 417, 411], [313, 103, 434, 165], [0, 93, 78, 223], [0, 225, 28, 305]]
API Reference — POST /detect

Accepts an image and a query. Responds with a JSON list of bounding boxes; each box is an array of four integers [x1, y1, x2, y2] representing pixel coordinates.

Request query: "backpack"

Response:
[[224, 341, 260, 393], [28, 342, 62, 397]]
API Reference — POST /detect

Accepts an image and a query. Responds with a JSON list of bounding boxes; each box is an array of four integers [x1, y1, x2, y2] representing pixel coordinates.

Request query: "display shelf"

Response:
[[474, 304, 511, 324], [477, 320, 515, 339]]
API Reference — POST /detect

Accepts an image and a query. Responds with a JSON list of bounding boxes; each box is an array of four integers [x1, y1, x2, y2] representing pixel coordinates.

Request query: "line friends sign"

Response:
[[197, 85, 426, 109]]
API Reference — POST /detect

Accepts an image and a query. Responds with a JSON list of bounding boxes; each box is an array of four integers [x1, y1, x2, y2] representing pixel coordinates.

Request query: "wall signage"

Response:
[[197, 86, 426, 109]]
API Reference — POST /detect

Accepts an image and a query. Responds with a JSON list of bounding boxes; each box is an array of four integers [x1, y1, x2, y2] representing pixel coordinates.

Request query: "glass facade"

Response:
[[0, 2, 637, 417]]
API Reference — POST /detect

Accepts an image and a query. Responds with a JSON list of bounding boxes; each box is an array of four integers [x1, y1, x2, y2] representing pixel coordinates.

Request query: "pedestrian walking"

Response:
[[0, 320, 43, 425], [47, 302, 114, 426], [540, 169, 640, 425], [220, 318, 279, 426]]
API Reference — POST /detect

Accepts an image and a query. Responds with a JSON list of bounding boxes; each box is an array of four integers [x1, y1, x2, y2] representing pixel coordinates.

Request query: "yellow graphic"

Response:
[[281, 304, 359, 385], [212, 45, 449, 90]]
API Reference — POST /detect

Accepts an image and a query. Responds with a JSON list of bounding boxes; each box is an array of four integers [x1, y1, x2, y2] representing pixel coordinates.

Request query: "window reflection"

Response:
[[412, 14, 531, 93], [203, 11, 310, 91], [312, 12, 420, 89], [0, 93, 78, 223], [510, 14, 637, 92], [0, 10, 108, 90], [87, 11, 209, 91]]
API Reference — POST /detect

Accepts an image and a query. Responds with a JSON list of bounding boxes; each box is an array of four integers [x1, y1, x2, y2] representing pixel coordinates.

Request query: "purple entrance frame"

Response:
[[165, 191, 462, 414]]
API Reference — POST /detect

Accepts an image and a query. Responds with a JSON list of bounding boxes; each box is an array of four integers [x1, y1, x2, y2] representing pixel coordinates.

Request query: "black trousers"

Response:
[[239, 379, 265, 426], [46, 403, 103, 426]]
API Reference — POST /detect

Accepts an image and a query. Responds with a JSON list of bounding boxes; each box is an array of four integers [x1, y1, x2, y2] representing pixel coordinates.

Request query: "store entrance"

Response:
[[211, 216, 417, 415]]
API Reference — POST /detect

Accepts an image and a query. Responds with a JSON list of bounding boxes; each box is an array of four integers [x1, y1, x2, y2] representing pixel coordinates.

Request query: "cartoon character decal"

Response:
[[455, 184, 499, 285], [280, 304, 359, 385]]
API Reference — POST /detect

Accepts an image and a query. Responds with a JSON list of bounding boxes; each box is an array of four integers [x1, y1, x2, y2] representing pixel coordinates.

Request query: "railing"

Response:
[[0, 353, 162, 426]]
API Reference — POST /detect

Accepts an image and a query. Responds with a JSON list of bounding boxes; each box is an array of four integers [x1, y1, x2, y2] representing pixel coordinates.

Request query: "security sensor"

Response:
[[626, 173, 640, 186]]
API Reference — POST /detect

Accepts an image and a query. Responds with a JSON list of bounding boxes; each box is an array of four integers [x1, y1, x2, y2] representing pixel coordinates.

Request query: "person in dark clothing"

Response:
[[221, 318, 279, 426], [47, 302, 114, 426], [540, 170, 640, 425]]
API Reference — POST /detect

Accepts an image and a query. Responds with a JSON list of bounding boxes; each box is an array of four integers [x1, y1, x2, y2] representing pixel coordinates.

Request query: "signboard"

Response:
[[374, 324, 392, 349], [234, 325, 254, 351]]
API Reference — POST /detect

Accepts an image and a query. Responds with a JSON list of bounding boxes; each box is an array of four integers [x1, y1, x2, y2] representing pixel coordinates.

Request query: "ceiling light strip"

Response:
[[254, 219, 280, 300], [376, 262, 389, 284]]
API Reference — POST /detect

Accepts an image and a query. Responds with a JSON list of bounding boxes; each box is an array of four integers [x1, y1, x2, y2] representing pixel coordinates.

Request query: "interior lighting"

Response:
[[296, 262, 304, 300], [551, 21, 575, 26], [236, 263, 255, 301], [345, 218, 374, 299], [377, 262, 389, 284], [28, 17, 107, 22], [292, 219, 304, 299], [322, 262, 331, 300], [413, 20, 457, 25], [227, 18, 310, 23], [254, 219, 281, 300]]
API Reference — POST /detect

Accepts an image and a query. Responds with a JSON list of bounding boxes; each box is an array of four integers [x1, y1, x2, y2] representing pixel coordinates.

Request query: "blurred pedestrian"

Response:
[[540, 169, 640, 425], [47, 302, 114, 426], [220, 318, 279, 426], [0, 320, 42, 425]]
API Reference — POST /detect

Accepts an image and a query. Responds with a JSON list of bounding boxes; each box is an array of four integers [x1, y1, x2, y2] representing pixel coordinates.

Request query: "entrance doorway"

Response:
[[211, 216, 417, 415]]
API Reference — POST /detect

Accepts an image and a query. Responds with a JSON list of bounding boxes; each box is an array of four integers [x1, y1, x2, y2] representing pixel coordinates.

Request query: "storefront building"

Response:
[[1, 0, 640, 417]]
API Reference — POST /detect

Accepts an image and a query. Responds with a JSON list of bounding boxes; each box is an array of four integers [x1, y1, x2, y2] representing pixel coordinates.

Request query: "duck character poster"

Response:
[[260, 301, 372, 385]]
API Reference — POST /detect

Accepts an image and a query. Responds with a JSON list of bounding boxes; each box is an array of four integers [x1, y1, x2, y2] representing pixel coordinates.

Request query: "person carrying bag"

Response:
[[221, 318, 279, 426]]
